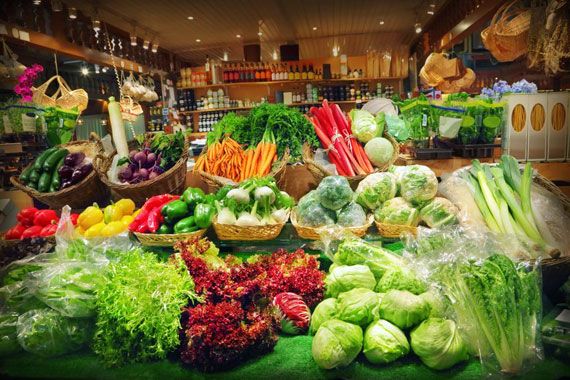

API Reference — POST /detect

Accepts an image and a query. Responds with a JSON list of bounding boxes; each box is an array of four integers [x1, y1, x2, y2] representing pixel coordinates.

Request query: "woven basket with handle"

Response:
[[133, 229, 207, 247], [94, 137, 189, 207], [302, 132, 399, 189], [32, 75, 88, 112], [290, 210, 373, 240], [481, 0, 530, 62], [195, 147, 290, 191], [212, 221, 286, 241], [10, 139, 109, 210]]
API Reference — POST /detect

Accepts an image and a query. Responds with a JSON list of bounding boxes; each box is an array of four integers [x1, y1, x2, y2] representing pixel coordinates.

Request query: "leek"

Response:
[[461, 171, 501, 233], [471, 161, 504, 232]]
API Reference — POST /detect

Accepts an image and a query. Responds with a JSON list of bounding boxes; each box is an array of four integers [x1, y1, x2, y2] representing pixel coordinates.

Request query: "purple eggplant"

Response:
[[61, 180, 73, 189], [58, 165, 74, 180], [70, 163, 93, 184], [64, 152, 85, 167]]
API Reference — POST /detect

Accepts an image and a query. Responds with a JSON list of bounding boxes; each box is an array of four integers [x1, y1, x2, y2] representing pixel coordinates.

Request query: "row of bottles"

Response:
[[288, 83, 396, 103], [198, 111, 229, 133], [222, 63, 323, 83]]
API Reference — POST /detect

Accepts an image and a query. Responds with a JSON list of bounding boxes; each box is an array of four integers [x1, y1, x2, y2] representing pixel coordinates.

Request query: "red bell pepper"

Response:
[[129, 208, 150, 232], [17, 207, 38, 227], [131, 195, 180, 233], [142, 194, 180, 212], [70, 213, 79, 226], [33, 210, 59, 227], [5, 224, 27, 240], [21, 225, 43, 239], [40, 224, 58, 237], [147, 206, 164, 233]]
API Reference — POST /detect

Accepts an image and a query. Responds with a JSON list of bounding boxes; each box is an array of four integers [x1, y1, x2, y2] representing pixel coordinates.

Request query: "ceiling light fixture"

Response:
[[51, 0, 63, 12], [92, 19, 101, 32], [151, 41, 159, 53], [187, 16, 194, 20], [312, 26, 318, 30], [196, 38, 201, 42], [257, 32, 263, 36], [94, 64, 100, 74], [415, 23, 422, 34], [379, 20, 385, 25], [272, 50, 278, 60], [102, 66, 108, 73], [33, 0, 41, 5], [130, 35, 137, 46], [81, 67, 89, 76], [236, 34, 241, 38], [68, 7, 77, 19], [223, 51, 229, 61], [143, 39, 150, 49]]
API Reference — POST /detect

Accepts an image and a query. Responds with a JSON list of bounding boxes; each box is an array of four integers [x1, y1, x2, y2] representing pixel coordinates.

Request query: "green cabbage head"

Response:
[[363, 319, 409, 364], [325, 265, 376, 298], [419, 197, 459, 228], [316, 176, 354, 211], [375, 268, 427, 295], [312, 319, 363, 369], [337, 202, 367, 227], [310, 298, 338, 335], [420, 290, 449, 318], [379, 290, 429, 330], [350, 109, 382, 143], [336, 288, 381, 327], [410, 318, 469, 370], [296, 203, 336, 227], [297, 190, 320, 212], [397, 165, 438, 205], [355, 172, 398, 211], [374, 197, 419, 226], [334, 238, 403, 280]]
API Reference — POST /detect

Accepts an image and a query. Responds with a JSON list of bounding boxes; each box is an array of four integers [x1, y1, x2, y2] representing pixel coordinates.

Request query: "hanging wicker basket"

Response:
[[32, 75, 88, 112], [195, 147, 290, 191], [290, 210, 373, 240], [481, 0, 531, 62], [94, 137, 189, 207], [10, 139, 109, 210], [133, 229, 207, 247], [302, 132, 399, 189]]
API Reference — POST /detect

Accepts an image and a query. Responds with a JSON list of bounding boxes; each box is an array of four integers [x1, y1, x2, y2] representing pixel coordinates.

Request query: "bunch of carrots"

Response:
[[194, 129, 277, 182], [306, 100, 374, 177]]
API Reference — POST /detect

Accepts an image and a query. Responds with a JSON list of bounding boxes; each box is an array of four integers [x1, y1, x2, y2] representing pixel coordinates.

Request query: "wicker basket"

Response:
[[32, 75, 88, 112], [481, 0, 530, 62], [302, 133, 399, 189], [196, 147, 290, 191], [94, 137, 189, 207], [290, 210, 373, 240], [10, 140, 109, 210], [133, 229, 207, 247], [375, 221, 418, 239], [212, 221, 286, 241]]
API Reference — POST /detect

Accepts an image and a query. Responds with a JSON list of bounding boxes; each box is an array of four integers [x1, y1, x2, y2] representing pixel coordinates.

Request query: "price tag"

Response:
[[138, 65, 142, 73], [422, 113, 428, 127]]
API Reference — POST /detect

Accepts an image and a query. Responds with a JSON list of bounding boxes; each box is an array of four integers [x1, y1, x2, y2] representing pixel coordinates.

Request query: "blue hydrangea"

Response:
[[511, 79, 538, 94]]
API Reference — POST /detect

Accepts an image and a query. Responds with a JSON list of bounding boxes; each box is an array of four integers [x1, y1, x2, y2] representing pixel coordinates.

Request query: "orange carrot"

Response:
[[258, 143, 276, 176], [250, 143, 263, 177]]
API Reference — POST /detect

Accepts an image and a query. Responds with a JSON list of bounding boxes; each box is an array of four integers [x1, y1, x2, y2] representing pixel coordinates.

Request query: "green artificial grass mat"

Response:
[[1, 335, 569, 380]]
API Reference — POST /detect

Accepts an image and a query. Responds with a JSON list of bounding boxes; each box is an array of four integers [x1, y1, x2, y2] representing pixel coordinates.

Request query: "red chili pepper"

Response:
[[17, 207, 38, 227], [142, 194, 180, 212], [129, 208, 150, 232], [147, 206, 164, 233], [33, 210, 59, 227], [70, 213, 79, 226], [21, 225, 43, 239], [5, 224, 27, 240], [40, 224, 58, 237]]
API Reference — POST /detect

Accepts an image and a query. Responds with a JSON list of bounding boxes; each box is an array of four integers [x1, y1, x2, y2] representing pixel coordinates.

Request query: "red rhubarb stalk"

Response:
[[306, 115, 355, 176], [331, 104, 374, 173]]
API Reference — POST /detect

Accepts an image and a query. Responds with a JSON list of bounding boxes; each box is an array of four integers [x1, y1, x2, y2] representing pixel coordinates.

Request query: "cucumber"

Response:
[[43, 149, 69, 173], [38, 172, 52, 193], [27, 181, 38, 190], [49, 157, 65, 192], [28, 169, 40, 185], [33, 147, 58, 172], [20, 165, 33, 184]]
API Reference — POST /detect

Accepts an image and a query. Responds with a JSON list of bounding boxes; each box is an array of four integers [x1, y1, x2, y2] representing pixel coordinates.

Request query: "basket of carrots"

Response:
[[303, 100, 399, 189], [193, 127, 290, 191]]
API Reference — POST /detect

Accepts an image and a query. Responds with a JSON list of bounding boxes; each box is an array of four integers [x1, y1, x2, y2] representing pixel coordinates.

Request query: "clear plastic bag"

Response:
[[404, 226, 544, 376], [531, 184, 570, 257], [0, 311, 22, 356], [16, 309, 92, 357]]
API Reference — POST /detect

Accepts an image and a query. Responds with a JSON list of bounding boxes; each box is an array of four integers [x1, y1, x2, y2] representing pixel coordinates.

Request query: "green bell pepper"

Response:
[[174, 216, 197, 233], [161, 200, 189, 221], [203, 194, 216, 206], [194, 203, 215, 229], [157, 224, 173, 234], [182, 187, 205, 209]]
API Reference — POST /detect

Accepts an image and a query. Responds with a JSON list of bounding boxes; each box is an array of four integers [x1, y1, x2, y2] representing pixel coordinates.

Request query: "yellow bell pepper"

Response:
[[120, 215, 134, 226], [84, 222, 106, 238], [78, 205, 104, 230], [100, 221, 126, 237], [75, 226, 86, 236], [115, 199, 136, 216], [104, 204, 123, 224]]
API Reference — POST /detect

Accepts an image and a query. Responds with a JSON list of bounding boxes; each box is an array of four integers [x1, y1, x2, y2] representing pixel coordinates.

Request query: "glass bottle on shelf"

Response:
[[308, 64, 315, 80], [288, 64, 295, 80], [294, 65, 301, 80], [237, 63, 244, 82], [271, 65, 276, 81], [301, 65, 307, 80], [223, 64, 229, 83], [265, 64, 272, 81], [260, 63, 267, 81]]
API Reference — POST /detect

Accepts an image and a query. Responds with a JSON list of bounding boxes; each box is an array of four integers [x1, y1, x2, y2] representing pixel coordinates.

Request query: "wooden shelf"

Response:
[[179, 77, 405, 90], [180, 106, 254, 115]]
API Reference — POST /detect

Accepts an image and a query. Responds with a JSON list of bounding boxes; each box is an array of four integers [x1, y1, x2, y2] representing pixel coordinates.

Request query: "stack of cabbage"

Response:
[[310, 238, 469, 370], [296, 176, 368, 228], [355, 165, 459, 229]]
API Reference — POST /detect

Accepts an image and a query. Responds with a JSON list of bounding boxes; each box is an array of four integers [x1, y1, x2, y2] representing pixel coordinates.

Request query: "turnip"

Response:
[[139, 168, 149, 180], [129, 150, 138, 161], [149, 171, 159, 180], [119, 166, 133, 182], [146, 152, 156, 164], [134, 151, 147, 165]]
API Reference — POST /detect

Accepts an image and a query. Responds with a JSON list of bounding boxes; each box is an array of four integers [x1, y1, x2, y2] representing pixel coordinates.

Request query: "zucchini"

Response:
[[27, 181, 38, 190], [38, 172, 52, 193], [43, 149, 69, 173], [49, 157, 65, 192], [28, 169, 40, 185], [32, 147, 58, 172], [20, 165, 33, 184]]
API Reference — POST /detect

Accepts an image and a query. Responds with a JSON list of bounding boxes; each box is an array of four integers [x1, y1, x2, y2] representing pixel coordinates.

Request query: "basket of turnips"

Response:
[[303, 100, 399, 189], [11, 138, 109, 210], [94, 132, 189, 206]]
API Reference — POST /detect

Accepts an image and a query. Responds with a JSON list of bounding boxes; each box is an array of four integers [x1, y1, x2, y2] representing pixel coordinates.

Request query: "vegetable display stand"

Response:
[[133, 229, 207, 247], [374, 221, 417, 239], [196, 147, 290, 191], [302, 133, 399, 189], [212, 221, 286, 241], [411, 147, 453, 160], [290, 211, 373, 240], [437, 139, 500, 158], [94, 140, 189, 206], [10, 140, 109, 210]]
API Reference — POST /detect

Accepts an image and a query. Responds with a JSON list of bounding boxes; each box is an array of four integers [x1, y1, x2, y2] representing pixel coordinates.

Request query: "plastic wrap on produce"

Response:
[[404, 226, 543, 376], [438, 173, 487, 230], [531, 184, 570, 257], [313, 149, 339, 175]]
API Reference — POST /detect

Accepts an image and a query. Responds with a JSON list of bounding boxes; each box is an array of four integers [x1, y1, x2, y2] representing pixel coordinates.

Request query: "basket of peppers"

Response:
[[2, 207, 79, 245], [129, 187, 216, 247]]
